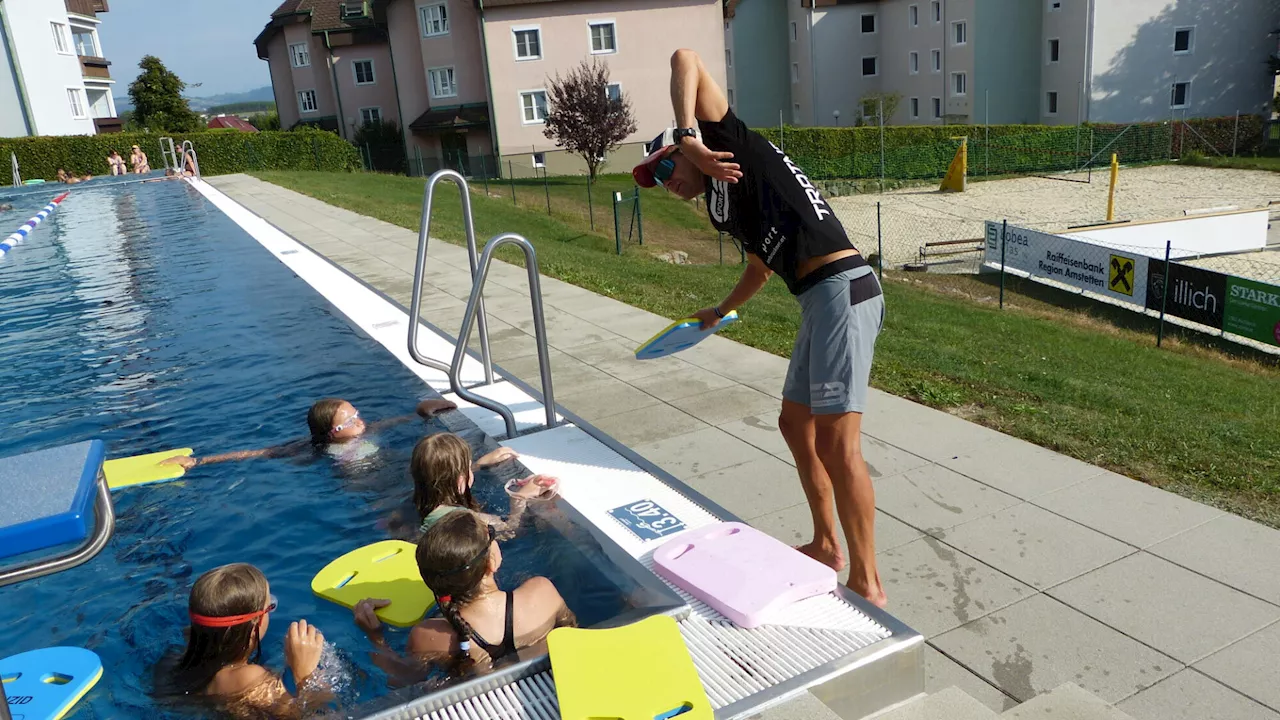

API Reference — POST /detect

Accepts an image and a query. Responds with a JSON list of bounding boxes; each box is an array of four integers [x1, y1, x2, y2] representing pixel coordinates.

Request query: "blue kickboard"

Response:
[[634, 312, 738, 361], [1, 647, 103, 720], [0, 441, 105, 561]]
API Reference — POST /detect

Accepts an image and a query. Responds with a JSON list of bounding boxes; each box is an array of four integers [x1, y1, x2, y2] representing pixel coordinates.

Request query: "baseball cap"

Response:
[[632, 127, 700, 188]]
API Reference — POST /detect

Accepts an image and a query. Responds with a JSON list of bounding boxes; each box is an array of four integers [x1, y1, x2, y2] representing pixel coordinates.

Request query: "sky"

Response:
[[97, 0, 279, 97]]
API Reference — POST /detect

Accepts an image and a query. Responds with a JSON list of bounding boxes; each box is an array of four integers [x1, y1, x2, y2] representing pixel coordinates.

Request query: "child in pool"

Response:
[[168, 563, 329, 719], [165, 397, 459, 470], [353, 508, 577, 679], [412, 433, 558, 539]]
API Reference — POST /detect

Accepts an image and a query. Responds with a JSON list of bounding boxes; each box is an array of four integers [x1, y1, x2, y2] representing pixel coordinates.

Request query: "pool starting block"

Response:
[[0, 441, 108, 564]]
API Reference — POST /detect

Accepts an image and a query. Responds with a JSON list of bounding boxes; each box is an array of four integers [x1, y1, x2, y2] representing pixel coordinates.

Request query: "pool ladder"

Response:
[[157, 138, 200, 178], [409, 170, 557, 439]]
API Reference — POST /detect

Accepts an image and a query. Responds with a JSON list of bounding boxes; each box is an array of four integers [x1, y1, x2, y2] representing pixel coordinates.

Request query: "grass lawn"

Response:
[[1180, 154, 1280, 173], [252, 170, 1280, 526]]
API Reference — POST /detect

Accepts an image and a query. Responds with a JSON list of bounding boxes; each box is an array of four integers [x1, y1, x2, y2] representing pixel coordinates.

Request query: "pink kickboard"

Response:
[[652, 522, 837, 628]]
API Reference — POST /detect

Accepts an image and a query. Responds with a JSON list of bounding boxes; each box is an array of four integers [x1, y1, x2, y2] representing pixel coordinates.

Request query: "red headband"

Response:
[[189, 608, 268, 628]]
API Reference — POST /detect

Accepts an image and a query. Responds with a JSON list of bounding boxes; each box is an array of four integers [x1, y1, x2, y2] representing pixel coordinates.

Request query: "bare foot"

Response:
[[846, 571, 888, 609], [796, 540, 846, 572]]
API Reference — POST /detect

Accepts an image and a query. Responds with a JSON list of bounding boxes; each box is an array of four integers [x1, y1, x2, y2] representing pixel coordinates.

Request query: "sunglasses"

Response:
[[653, 156, 677, 185], [331, 410, 360, 435], [437, 525, 497, 576]]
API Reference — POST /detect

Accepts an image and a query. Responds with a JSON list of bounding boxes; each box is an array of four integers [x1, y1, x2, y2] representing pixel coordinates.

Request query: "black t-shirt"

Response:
[[698, 109, 857, 294]]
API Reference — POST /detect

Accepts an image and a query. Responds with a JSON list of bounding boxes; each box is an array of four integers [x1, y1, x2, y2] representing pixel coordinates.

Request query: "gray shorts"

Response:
[[782, 266, 884, 415]]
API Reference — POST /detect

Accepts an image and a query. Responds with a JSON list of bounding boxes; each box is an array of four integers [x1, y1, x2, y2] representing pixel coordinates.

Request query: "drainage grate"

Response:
[[419, 672, 559, 720]]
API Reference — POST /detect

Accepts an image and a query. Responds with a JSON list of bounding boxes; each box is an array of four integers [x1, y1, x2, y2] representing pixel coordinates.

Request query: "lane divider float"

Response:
[[0, 191, 70, 258]]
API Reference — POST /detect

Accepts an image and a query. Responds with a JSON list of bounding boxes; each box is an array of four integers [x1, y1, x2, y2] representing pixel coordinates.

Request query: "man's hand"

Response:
[[691, 307, 722, 330], [477, 446, 518, 467], [679, 137, 742, 183]]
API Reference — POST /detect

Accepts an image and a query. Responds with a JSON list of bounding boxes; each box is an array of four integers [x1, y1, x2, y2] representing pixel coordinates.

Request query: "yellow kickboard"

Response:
[[103, 448, 193, 490], [311, 540, 434, 628], [548, 615, 711, 720]]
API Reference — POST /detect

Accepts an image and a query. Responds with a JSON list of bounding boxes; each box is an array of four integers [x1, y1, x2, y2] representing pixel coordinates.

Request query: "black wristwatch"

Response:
[[673, 127, 697, 144], [713, 306, 726, 319]]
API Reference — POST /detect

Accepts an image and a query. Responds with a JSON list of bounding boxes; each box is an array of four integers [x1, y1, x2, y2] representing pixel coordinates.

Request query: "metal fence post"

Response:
[[1232, 111, 1240, 157], [999, 219, 1008, 309], [508, 160, 516, 204], [719, 231, 724, 265], [634, 188, 643, 245], [876, 201, 883, 281], [613, 192, 622, 255], [587, 174, 594, 231], [878, 97, 886, 193], [779, 109, 785, 153], [1158, 240, 1172, 347], [482, 156, 490, 196], [542, 167, 551, 215]]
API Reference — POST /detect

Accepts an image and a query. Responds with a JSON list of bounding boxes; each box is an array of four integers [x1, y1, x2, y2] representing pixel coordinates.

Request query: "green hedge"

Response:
[[1, 128, 361, 181], [756, 115, 1266, 181]]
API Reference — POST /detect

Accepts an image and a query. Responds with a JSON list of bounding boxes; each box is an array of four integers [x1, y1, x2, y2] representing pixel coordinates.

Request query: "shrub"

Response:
[[1, 128, 361, 180]]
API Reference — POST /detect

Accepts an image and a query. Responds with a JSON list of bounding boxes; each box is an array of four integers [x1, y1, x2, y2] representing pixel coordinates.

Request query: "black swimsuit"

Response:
[[471, 592, 517, 661]]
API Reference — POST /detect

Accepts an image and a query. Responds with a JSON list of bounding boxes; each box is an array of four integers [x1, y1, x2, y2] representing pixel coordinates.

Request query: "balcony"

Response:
[[93, 117, 122, 133], [65, 0, 108, 18], [80, 56, 111, 79]]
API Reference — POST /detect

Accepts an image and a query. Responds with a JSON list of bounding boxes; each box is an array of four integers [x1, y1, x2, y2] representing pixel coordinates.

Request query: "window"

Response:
[[792, 103, 800, 124], [791, 62, 800, 83], [429, 67, 456, 98], [51, 22, 71, 54], [1049, 0, 1062, 10], [589, 21, 616, 54], [532, 152, 546, 168], [728, 88, 735, 106], [952, 21, 967, 45], [73, 30, 97, 57], [909, 51, 919, 74], [521, 90, 548, 123], [862, 56, 878, 76], [606, 83, 621, 102], [66, 88, 86, 118], [1046, 91, 1059, 115], [1171, 81, 1190, 108], [340, 2, 365, 18], [951, 71, 967, 96], [419, 3, 449, 37], [931, 1, 941, 22], [726, 48, 732, 68], [359, 107, 381, 126], [931, 48, 941, 72], [862, 99, 878, 123], [909, 4, 918, 26], [861, 13, 876, 33], [790, 22, 797, 41], [353, 59, 375, 85], [932, 97, 942, 119], [289, 42, 310, 68], [910, 97, 920, 118], [1174, 27, 1193, 54], [1048, 38, 1060, 63], [297, 89, 318, 113], [513, 27, 541, 59]]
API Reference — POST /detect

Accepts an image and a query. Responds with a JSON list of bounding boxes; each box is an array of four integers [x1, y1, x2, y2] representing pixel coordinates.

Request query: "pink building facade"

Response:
[[257, 0, 725, 176]]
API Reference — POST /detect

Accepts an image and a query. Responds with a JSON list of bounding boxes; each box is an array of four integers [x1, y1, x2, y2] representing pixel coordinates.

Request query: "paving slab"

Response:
[[1048, 552, 1280, 664], [560, 338, 688, 382], [940, 503, 1135, 590], [936, 436, 1104, 499], [554, 377, 662, 421], [878, 537, 1035, 637], [717, 414, 793, 463], [682, 456, 806, 519], [1193, 620, 1280, 712], [876, 464, 1022, 535], [924, 644, 1019, 713], [1031, 472, 1223, 548], [1002, 683, 1136, 720], [745, 690, 842, 720], [932, 594, 1178, 704], [878, 686, 999, 720], [1117, 670, 1280, 720], [668, 385, 780, 426], [587, 403, 709, 447], [629, 364, 739, 402], [747, 504, 923, 567], [632, 426, 774, 481], [1148, 514, 1280, 605], [860, 391, 1010, 461]]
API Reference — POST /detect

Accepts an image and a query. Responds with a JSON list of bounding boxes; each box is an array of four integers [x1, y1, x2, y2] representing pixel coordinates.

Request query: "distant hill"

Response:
[[208, 101, 276, 115], [113, 86, 275, 114]]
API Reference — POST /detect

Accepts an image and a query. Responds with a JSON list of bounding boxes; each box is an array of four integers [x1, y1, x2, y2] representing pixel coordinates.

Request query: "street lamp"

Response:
[[832, 109, 841, 127]]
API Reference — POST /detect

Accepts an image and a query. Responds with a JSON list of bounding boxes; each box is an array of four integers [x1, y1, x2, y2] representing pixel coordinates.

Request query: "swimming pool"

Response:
[[0, 179, 666, 717]]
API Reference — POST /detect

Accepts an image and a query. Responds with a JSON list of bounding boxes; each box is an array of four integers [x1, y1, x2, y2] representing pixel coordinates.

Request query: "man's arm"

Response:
[[693, 254, 772, 329], [669, 50, 742, 183]]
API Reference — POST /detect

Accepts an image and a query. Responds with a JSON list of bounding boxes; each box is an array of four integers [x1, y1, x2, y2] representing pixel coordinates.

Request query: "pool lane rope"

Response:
[[0, 191, 70, 258]]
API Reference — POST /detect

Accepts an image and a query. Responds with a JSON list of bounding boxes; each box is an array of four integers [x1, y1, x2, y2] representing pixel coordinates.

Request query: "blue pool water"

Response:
[[0, 179, 637, 717]]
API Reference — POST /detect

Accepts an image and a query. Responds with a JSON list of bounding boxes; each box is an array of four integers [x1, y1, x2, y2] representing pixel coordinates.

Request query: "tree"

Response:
[[543, 59, 636, 178], [128, 55, 201, 132], [856, 92, 902, 126], [248, 111, 281, 131]]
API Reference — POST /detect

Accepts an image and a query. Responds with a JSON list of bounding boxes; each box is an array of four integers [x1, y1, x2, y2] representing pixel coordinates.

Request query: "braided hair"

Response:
[[416, 510, 494, 675]]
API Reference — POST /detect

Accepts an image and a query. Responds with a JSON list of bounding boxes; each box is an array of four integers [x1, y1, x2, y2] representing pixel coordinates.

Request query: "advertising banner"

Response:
[[1145, 260, 1227, 330], [1224, 276, 1280, 348], [984, 222, 1147, 306]]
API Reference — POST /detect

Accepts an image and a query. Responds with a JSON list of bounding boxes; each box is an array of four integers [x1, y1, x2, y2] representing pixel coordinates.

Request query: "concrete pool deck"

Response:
[[208, 173, 1280, 720]]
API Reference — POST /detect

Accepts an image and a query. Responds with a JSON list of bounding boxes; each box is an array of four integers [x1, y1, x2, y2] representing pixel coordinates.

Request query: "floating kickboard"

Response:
[[102, 448, 192, 490], [652, 522, 836, 628], [311, 540, 434, 627], [0, 647, 103, 720], [548, 615, 711, 720], [634, 311, 738, 360]]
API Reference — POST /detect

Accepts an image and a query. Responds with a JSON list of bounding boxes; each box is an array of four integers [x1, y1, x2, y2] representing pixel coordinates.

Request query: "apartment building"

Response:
[[724, 0, 790, 129], [0, 0, 120, 138], [257, 0, 725, 175], [784, 0, 1278, 128]]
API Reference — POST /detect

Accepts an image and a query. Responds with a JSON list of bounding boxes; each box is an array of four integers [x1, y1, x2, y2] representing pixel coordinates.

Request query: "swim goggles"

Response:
[[652, 156, 677, 186], [190, 594, 278, 628], [330, 410, 360, 435], [435, 525, 497, 577]]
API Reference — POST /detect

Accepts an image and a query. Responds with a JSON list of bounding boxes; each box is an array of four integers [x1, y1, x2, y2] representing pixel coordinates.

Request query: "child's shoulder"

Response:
[[408, 617, 456, 655], [207, 663, 275, 697]]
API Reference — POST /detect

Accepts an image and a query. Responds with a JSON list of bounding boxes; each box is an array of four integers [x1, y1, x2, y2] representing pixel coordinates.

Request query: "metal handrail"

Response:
[[10, 151, 19, 187], [450, 233, 557, 438], [158, 137, 177, 172], [409, 169, 494, 382], [180, 140, 201, 178], [0, 475, 115, 588]]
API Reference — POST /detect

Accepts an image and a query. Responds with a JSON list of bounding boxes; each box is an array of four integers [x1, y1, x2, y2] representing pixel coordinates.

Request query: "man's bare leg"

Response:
[[814, 410, 885, 607], [778, 399, 845, 572]]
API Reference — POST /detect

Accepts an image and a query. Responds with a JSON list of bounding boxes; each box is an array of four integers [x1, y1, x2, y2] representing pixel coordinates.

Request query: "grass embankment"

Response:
[[252, 170, 1280, 526], [1179, 154, 1280, 173]]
